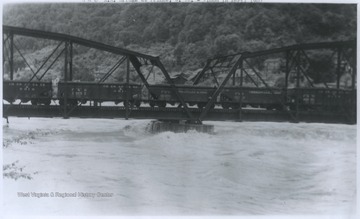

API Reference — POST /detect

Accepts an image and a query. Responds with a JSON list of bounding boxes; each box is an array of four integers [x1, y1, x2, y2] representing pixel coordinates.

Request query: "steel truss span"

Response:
[[2, 25, 357, 124]]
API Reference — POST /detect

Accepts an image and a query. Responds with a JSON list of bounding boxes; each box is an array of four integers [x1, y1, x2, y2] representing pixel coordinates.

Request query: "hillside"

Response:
[[3, 3, 357, 81]]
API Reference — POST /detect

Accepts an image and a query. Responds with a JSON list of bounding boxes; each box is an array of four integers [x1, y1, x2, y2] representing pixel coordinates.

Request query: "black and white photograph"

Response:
[[1, 0, 357, 218]]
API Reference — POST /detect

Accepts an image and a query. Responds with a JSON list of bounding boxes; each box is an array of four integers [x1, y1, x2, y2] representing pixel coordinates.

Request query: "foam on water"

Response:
[[2, 118, 356, 216]]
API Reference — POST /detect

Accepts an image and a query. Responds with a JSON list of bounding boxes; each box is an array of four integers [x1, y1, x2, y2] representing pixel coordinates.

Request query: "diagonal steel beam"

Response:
[[198, 56, 243, 121], [293, 50, 314, 88], [129, 55, 197, 123], [193, 59, 211, 85], [299, 49, 328, 88], [13, 40, 40, 80], [3, 33, 10, 47], [197, 54, 248, 121], [242, 68, 259, 87], [128, 55, 166, 108], [29, 41, 63, 82], [98, 56, 126, 83], [244, 58, 298, 122], [210, 68, 220, 86], [3, 37, 12, 70], [286, 50, 314, 88], [153, 57, 198, 123], [128, 55, 154, 98], [140, 65, 155, 91], [244, 59, 272, 89], [145, 65, 155, 81], [38, 47, 65, 81]]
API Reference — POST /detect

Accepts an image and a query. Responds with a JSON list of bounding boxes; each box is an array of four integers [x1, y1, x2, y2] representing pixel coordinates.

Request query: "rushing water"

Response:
[[2, 118, 356, 217]]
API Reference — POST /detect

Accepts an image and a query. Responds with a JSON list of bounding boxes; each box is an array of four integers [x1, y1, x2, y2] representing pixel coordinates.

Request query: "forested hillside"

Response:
[[3, 3, 357, 77]]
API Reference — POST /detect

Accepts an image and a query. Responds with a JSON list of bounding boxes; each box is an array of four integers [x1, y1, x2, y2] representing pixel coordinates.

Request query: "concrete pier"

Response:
[[147, 120, 214, 134]]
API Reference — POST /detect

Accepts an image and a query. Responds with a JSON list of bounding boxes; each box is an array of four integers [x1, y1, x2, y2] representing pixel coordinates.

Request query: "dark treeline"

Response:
[[3, 3, 357, 73]]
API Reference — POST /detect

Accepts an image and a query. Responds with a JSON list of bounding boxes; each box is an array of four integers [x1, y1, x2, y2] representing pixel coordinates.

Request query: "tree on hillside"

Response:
[[3, 3, 356, 75]]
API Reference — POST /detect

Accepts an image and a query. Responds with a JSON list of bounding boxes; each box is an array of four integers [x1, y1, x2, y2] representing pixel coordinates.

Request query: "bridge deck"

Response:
[[3, 104, 354, 124]]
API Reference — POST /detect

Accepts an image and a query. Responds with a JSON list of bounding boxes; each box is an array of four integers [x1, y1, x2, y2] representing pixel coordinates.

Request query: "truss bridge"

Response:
[[3, 26, 357, 124]]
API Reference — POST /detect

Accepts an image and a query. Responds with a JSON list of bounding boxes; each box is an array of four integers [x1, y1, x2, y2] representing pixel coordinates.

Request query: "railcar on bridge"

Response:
[[4, 80, 355, 115], [3, 80, 142, 107], [2, 25, 356, 124], [3, 81, 52, 105], [147, 85, 216, 108]]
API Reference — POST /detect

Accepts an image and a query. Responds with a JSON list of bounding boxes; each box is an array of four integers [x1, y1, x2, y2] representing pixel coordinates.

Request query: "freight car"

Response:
[[220, 86, 355, 112], [220, 87, 286, 110], [3, 80, 355, 113], [287, 87, 356, 112], [147, 85, 216, 108], [57, 82, 142, 106], [3, 81, 52, 105], [3, 80, 142, 107], [148, 85, 287, 110]]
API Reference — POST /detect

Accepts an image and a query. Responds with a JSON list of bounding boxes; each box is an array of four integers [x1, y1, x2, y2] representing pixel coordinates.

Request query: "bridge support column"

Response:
[[295, 50, 301, 121], [147, 120, 214, 134], [336, 47, 342, 89], [69, 42, 73, 81], [125, 56, 130, 120], [238, 60, 244, 122], [351, 50, 356, 89], [9, 33, 14, 80], [63, 41, 69, 118], [285, 50, 290, 90]]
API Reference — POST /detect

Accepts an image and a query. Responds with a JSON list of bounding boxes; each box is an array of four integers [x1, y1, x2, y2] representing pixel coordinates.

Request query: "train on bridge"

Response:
[[3, 80, 355, 114], [2, 26, 356, 123]]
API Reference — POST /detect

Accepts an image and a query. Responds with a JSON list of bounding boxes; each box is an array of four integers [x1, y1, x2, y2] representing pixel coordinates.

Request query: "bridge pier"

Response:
[[147, 120, 214, 134]]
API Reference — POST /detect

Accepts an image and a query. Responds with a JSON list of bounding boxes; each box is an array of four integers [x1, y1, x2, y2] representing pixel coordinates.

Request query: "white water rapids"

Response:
[[2, 118, 357, 217]]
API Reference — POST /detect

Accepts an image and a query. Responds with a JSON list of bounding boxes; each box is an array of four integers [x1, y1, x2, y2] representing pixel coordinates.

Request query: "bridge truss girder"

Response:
[[193, 39, 356, 123], [3, 25, 199, 123]]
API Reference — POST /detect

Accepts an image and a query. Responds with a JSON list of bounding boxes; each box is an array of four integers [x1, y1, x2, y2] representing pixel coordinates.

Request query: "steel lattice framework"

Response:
[[2, 25, 357, 124], [3, 25, 199, 122], [193, 39, 356, 122]]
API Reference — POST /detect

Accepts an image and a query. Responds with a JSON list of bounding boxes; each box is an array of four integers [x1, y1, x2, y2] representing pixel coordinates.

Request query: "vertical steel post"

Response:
[[285, 50, 290, 90], [69, 42, 73, 81], [9, 33, 14, 80], [3, 33, 6, 76], [349, 47, 356, 123], [240, 63, 244, 87], [335, 47, 342, 114], [64, 41, 68, 118], [295, 50, 300, 119], [125, 56, 130, 120], [238, 59, 243, 122], [284, 50, 290, 111], [295, 51, 301, 89], [351, 48, 356, 89], [336, 47, 342, 89]]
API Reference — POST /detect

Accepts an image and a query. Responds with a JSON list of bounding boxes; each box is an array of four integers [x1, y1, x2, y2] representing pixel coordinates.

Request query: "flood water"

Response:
[[2, 118, 357, 217]]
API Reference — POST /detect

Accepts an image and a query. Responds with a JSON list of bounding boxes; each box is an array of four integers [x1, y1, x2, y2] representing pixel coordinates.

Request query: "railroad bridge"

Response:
[[2, 26, 357, 125]]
